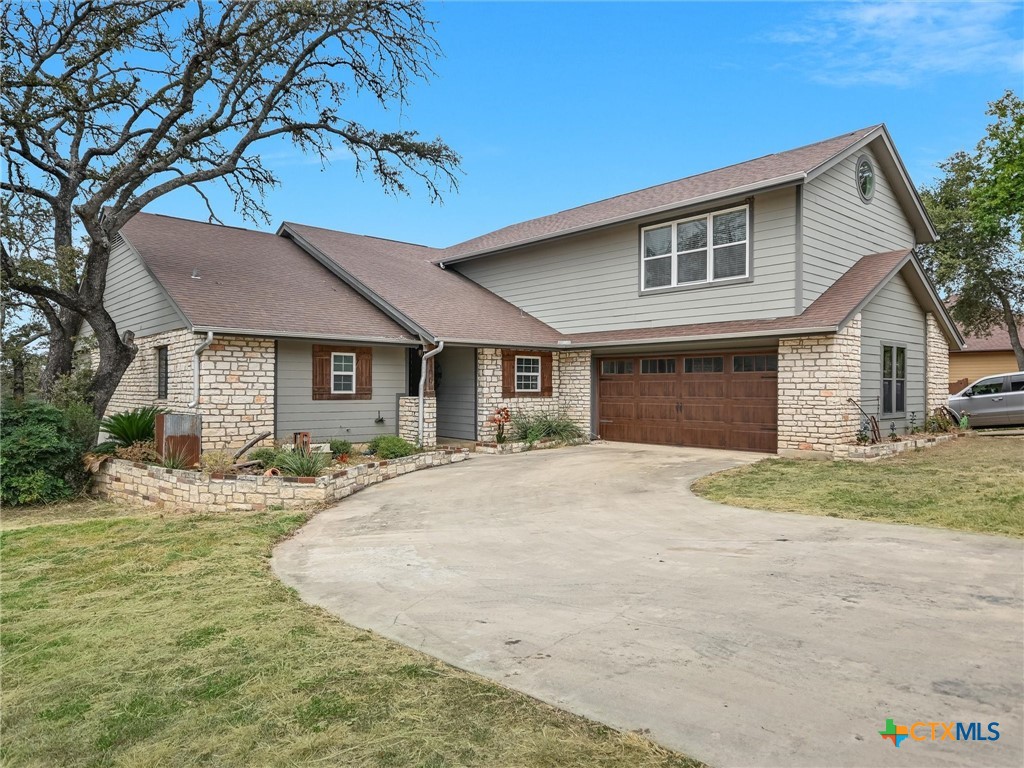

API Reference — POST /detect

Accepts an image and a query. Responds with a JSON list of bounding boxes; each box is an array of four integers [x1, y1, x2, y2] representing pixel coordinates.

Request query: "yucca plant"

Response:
[[276, 446, 332, 478], [161, 444, 193, 470], [100, 407, 164, 447]]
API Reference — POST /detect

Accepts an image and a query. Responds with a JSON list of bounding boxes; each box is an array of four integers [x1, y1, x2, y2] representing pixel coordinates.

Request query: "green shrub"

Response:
[[248, 447, 282, 468], [100, 406, 163, 447], [367, 435, 418, 459], [329, 439, 353, 458], [61, 399, 100, 451], [509, 412, 584, 445], [0, 401, 87, 506], [276, 446, 332, 477]]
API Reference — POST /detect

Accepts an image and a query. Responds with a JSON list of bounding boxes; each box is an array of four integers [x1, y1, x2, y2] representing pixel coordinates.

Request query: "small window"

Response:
[[515, 355, 541, 392], [156, 346, 168, 399], [684, 356, 724, 373], [601, 360, 634, 375], [331, 353, 356, 394], [641, 358, 676, 374], [856, 155, 875, 202], [733, 354, 778, 373], [881, 345, 906, 415]]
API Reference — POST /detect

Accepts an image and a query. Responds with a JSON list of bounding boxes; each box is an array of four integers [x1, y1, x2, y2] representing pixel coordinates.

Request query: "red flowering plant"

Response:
[[489, 406, 512, 444]]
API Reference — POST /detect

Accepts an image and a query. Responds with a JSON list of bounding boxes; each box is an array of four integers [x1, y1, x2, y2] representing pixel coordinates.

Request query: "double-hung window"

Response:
[[881, 345, 906, 415], [515, 355, 541, 392], [331, 352, 356, 394], [642, 205, 749, 290]]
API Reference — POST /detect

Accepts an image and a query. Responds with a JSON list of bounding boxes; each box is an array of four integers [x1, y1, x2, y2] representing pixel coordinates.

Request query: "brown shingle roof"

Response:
[[120, 213, 417, 342], [438, 125, 882, 263], [566, 249, 912, 345], [281, 223, 566, 346], [959, 323, 1022, 353]]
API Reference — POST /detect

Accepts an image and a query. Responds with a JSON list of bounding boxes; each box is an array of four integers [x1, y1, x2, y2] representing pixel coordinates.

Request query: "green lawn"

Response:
[[1, 502, 700, 768], [692, 436, 1024, 537]]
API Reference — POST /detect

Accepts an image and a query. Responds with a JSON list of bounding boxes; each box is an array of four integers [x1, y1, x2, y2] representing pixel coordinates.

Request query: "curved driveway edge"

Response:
[[272, 442, 1024, 768]]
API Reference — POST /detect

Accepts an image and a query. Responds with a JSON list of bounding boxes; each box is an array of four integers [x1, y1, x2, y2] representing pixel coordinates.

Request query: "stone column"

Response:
[[398, 395, 435, 448], [557, 349, 593, 437], [925, 313, 950, 414], [777, 315, 862, 459]]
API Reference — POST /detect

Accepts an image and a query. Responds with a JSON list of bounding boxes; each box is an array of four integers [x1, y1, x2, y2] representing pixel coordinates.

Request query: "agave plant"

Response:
[[100, 407, 164, 447], [276, 446, 332, 478]]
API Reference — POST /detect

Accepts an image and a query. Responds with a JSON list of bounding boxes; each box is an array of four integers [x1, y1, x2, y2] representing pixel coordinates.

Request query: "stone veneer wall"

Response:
[[475, 348, 592, 442], [925, 313, 950, 414], [92, 449, 468, 513], [100, 331, 274, 453], [398, 395, 436, 448], [777, 315, 862, 458]]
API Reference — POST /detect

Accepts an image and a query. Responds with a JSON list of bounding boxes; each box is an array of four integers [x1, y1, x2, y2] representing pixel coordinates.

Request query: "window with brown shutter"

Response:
[[501, 349, 553, 398], [312, 345, 372, 400]]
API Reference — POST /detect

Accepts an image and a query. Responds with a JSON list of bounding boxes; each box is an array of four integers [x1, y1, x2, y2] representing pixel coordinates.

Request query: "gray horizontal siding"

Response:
[[455, 188, 798, 334], [104, 236, 186, 337], [803, 146, 915, 308], [435, 346, 476, 440], [276, 340, 407, 442], [859, 272, 926, 429]]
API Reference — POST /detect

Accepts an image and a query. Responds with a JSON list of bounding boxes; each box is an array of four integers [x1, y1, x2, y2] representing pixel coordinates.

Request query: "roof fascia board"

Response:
[[435, 337, 569, 350], [804, 126, 938, 243], [437, 174, 807, 266], [563, 325, 839, 349], [191, 326, 420, 346], [278, 224, 437, 342], [118, 231, 194, 330]]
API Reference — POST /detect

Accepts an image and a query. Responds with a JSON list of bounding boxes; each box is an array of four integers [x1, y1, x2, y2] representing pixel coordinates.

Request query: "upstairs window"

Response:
[[642, 205, 749, 291], [881, 345, 906, 415]]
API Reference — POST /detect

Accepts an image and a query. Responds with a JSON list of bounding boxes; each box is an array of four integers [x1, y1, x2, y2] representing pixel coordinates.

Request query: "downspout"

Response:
[[187, 331, 214, 408], [418, 339, 444, 446]]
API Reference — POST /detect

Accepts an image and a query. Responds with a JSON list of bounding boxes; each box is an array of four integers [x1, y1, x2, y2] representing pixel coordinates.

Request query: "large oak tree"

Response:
[[2, 0, 459, 417]]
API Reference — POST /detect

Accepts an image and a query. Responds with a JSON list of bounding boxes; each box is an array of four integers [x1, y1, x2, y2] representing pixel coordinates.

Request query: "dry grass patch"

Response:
[[1, 504, 702, 768], [692, 436, 1024, 537]]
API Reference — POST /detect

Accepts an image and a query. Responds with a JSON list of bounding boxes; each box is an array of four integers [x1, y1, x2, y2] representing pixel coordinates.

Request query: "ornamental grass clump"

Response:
[[509, 412, 584, 445], [276, 446, 332, 477]]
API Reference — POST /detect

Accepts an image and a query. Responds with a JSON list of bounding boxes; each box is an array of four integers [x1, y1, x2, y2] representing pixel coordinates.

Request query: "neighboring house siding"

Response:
[[802, 145, 915, 308], [276, 340, 407, 443], [454, 188, 798, 334], [104, 235, 186, 337], [859, 273, 926, 429], [435, 346, 476, 440], [949, 351, 1020, 385]]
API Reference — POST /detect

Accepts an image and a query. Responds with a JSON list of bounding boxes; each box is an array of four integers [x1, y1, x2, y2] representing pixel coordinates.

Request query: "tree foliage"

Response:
[[1, 0, 460, 417], [918, 90, 1023, 369]]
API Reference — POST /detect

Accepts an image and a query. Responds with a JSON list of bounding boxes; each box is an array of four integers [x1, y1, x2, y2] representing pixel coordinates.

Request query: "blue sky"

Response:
[[151, 1, 1023, 248]]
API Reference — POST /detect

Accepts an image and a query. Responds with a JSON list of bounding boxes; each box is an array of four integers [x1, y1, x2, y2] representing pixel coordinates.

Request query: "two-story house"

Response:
[[98, 125, 962, 458]]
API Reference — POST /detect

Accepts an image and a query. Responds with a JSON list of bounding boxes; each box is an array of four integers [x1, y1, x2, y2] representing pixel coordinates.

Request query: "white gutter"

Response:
[[187, 331, 215, 408], [418, 339, 444, 446]]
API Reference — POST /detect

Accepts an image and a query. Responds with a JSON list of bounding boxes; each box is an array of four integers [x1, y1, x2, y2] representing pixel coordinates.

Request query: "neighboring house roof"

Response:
[[119, 213, 417, 343], [567, 249, 964, 349], [437, 124, 936, 265], [279, 222, 566, 347], [957, 323, 1023, 353]]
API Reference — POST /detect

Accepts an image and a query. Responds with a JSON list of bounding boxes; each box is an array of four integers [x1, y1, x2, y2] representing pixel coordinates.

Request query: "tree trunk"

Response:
[[11, 354, 26, 401], [39, 312, 77, 397], [85, 308, 137, 419], [995, 293, 1024, 371]]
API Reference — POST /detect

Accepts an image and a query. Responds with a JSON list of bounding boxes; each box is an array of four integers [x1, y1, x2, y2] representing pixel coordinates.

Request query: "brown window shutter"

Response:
[[501, 349, 516, 398], [355, 347, 372, 400], [312, 344, 372, 401], [540, 351, 553, 397], [312, 345, 333, 400]]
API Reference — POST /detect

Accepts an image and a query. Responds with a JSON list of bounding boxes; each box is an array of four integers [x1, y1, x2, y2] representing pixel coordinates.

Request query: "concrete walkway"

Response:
[[272, 442, 1024, 768]]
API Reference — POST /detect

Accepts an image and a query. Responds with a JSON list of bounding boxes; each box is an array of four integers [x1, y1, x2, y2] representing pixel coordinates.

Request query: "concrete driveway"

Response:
[[272, 443, 1024, 768]]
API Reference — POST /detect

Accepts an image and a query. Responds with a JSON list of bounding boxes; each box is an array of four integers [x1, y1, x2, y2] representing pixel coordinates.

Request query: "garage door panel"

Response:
[[597, 350, 777, 452]]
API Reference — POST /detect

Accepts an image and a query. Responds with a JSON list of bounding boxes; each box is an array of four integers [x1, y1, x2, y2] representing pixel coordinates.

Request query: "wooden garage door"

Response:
[[597, 351, 777, 452]]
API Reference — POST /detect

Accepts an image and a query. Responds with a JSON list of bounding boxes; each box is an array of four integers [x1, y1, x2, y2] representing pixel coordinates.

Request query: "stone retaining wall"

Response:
[[92, 449, 468, 513], [832, 432, 959, 460], [475, 437, 588, 455]]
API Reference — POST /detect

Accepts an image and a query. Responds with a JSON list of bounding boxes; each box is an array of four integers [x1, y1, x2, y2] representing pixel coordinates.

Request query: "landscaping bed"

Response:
[[91, 449, 470, 513], [0, 504, 699, 768], [692, 436, 1024, 537], [475, 437, 589, 455]]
